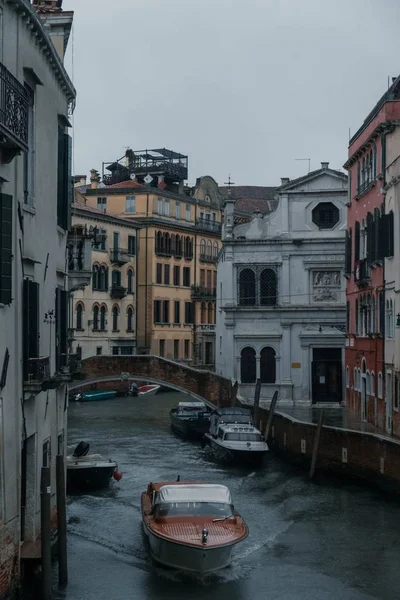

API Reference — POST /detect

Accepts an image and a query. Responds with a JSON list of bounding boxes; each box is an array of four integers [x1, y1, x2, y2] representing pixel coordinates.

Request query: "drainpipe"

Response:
[[144, 194, 149, 352], [193, 204, 198, 365], [381, 133, 387, 423]]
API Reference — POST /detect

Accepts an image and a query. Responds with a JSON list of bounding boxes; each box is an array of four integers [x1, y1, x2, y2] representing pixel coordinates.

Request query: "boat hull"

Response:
[[170, 415, 210, 440], [73, 391, 117, 402], [67, 463, 116, 493], [143, 522, 237, 573], [204, 436, 268, 465], [138, 384, 160, 397]]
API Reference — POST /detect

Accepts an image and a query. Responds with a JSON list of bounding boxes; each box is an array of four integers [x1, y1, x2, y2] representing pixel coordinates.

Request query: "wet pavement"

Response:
[[50, 391, 400, 599]]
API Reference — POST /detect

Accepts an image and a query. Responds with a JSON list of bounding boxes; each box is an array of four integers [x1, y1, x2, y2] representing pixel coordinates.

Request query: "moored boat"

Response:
[[141, 480, 248, 573], [73, 389, 117, 402], [170, 401, 211, 440], [129, 383, 161, 397], [66, 441, 121, 493]]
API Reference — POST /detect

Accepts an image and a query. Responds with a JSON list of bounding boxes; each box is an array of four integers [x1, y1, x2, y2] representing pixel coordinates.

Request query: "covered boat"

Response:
[[66, 441, 121, 493], [141, 481, 248, 573], [170, 401, 211, 440]]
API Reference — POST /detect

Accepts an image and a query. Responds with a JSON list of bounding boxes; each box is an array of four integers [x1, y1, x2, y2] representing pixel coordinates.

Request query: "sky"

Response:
[[63, 0, 400, 187]]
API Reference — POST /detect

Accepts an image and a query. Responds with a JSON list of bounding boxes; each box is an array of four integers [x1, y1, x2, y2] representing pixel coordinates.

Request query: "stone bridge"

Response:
[[69, 355, 236, 408]]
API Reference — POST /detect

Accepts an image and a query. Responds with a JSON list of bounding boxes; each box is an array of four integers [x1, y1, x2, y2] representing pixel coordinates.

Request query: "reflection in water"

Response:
[[43, 391, 400, 600]]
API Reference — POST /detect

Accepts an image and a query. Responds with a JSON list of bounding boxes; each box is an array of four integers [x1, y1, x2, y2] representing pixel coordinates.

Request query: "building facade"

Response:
[[81, 150, 223, 368], [70, 198, 140, 359], [0, 0, 76, 595], [344, 76, 400, 433], [216, 164, 347, 406]]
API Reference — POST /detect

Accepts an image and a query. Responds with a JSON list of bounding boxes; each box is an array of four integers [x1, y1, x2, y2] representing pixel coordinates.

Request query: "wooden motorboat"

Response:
[[170, 401, 211, 440], [202, 407, 269, 465], [73, 389, 117, 402], [66, 441, 121, 493], [141, 480, 248, 573]]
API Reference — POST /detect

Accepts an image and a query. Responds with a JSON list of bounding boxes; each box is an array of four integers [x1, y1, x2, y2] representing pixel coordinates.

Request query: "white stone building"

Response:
[[0, 0, 77, 595], [216, 163, 348, 406]]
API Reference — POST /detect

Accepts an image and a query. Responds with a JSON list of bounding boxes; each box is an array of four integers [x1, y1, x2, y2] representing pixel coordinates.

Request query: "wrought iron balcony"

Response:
[[191, 285, 216, 300], [110, 284, 127, 299], [0, 62, 29, 163], [23, 356, 51, 394], [110, 248, 129, 264], [196, 218, 222, 235], [199, 253, 218, 264]]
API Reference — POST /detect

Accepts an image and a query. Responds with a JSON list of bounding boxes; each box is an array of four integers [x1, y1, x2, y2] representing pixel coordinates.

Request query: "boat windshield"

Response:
[[224, 433, 262, 442], [153, 502, 233, 519]]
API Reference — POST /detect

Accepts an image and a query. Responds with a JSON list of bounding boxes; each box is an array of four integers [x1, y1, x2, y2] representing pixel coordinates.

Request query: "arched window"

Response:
[[260, 347, 276, 383], [99, 265, 108, 291], [127, 306, 134, 331], [346, 366, 350, 388], [93, 305, 99, 330], [354, 367, 358, 390], [260, 268, 277, 306], [240, 347, 256, 383], [201, 302, 206, 324], [371, 372, 375, 397], [100, 305, 107, 330], [239, 269, 256, 306], [378, 372, 383, 398], [127, 268, 134, 294], [76, 303, 83, 330], [185, 236, 193, 258], [366, 371, 371, 395], [207, 302, 213, 324], [206, 240, 212, 257], [213, 241, 219, 258], [156, 231, 162, 253], [92, 264, 100, 290], [112, 305, 119, 331], [200, 239, 206, 256], [176, 235, 182, 257], [165, 233, 171, 255]]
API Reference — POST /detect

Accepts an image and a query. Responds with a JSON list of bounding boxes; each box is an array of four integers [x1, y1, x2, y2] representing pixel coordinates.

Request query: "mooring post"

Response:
[[56, 455, 68, 585], [264, 391, 278, 441], [309, 410, 324, 480], [40, 466, 52, 600], [253, 379, 261, 425]]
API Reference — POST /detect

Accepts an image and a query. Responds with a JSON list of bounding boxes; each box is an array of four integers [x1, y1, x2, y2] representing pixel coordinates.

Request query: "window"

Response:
[[57, 126, 72, 230], [183, 267, 191, 287], [111, 269, 121, 287], [201, 302, 207, 323], [378, 372, 383, 399], [175, 202, 180, 219], [154, 300, 161, 324], [200, 239, 206, 256], [371, 372, 375, 397], [99, 228, 107, 251], [353, 367, 358, 391], [96, 265, 108, 291], [207, 240, 212, 257], [260, 347, 276, 383], [200, 269, 205, 288], [0, 193, 12, 305], [127, 307, 134, 331], [163, 300, 170, 323], [386, 299, 394, 339], [125, 196, 136, 213], [240, 347, 256, 384], [174, 300, 180, 323], [93, 305, 99, 330], [184, 237, 193, 259], [76, 303, 83, 330], [159, 339, 165, 357], [174, 340, 179, 359], [96, 346, 102, 356], [22, 279, 39, 381], [156, 263, 162, 284], [311, 202, 339, 229], [97, 197, 107, 210], [366, 371, 371, 396], [157, 199, 163, 215], [346, 366, 350, 388], [184, 302, 194, 324], [213, 241, 219, 258], [186, 204, 191, 221], [112, 306, 119, 331], [207, 302, 213, 324], [24, 84, 35, 206], [345, 229, 352, 276], [100, 306, 107, 330], [184, 340, 190, 359], [113, 231, 119, 249], [128, 235, 136, 255], [239, 269, 256, 306], [42, 440, 50, 468], [164, 264, 170, 285], [260, 268, 277, 306], [173, 266, 180, 286], [164, 200, 170, 217], [127, 269, 134, 293]]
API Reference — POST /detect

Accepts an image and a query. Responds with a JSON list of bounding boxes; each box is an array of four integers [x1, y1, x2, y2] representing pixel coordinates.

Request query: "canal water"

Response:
[[54, 391, 400, 600]]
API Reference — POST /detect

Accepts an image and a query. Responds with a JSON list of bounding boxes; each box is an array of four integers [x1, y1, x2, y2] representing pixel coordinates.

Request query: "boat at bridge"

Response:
[[73, 389, 117, 402], [170, 401, 211, 440], [141, 480, 248, 573]]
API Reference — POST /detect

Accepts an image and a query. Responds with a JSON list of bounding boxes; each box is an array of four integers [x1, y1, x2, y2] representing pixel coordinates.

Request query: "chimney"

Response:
[[281, 178, 290, 185], [90, 169, 100, 190], [321, 162, 329, 170], [74, 175, 87, 187], [32, 0, 73, 63]]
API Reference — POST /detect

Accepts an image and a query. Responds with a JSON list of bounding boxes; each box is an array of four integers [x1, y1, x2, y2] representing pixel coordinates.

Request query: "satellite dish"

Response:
[[130, 173, 136, 180]]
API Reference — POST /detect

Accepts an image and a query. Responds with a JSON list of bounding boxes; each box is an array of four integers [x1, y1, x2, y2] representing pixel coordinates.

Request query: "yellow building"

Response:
[[82, 149, 222, 367]]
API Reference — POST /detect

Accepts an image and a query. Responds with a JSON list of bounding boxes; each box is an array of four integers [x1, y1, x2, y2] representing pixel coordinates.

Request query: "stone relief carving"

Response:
[[312, 270, 340, 302]]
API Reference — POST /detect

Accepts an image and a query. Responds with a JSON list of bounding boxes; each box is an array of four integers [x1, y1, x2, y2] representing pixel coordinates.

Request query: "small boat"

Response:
[[129, 383, 160, 397], [66, 441, 121, 493], [73, 389, 117, 402], [141, 480, 248, 573], [170, 401, 211, 440], [202, 407, 269, 465]]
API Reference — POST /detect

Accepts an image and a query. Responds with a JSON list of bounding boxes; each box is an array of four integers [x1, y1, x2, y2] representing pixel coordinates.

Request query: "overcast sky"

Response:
[[63, 0, 400, 187]]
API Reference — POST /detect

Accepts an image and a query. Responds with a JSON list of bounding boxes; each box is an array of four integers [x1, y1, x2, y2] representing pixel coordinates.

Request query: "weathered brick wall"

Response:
[[79, 356, 233, 407], [0, 521, 19, 600]]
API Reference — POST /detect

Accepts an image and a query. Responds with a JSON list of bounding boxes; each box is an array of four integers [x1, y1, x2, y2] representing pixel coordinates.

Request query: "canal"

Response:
[[55, 391, 400, 599]]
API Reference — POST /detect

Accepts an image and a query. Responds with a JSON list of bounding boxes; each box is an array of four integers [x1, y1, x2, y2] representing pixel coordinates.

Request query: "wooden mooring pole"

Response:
[[309, 410, 324, 480], [56, 455, 68, 585], [253, 379, 261, 426], [40, 467, 52, 600], [264, 390, 278, 440]]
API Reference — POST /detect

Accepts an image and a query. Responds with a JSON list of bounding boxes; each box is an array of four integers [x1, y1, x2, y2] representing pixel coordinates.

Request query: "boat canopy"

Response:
[[177, 402, 205, 408], [156, 484, 232, 505]]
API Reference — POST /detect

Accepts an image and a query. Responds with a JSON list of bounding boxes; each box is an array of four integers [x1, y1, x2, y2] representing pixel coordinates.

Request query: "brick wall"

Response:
[[0, 521, 19, 600], [79, 355, 234, 407]]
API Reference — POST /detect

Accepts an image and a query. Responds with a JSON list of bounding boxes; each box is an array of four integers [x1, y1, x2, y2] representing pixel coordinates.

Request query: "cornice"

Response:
[[344, 121, 399, 169], [71, 207, 142, 230]]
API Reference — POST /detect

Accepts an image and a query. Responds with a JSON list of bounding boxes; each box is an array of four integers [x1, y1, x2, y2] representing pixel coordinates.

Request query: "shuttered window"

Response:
[[57, 128, 72, 230], [0, 194, 12, 305], [23, 279, 39, 381], [366, 212, 375, 263], [354, 221, 360, 263]]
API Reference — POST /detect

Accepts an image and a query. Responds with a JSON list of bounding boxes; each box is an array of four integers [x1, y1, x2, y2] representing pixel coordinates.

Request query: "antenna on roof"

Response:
[[224, 174, 235, 187], [295, 158, 311, 173]]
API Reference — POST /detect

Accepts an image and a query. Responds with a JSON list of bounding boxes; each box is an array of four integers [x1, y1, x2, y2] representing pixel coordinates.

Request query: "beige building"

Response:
[[70, 194, 140, 358], [82, 149, 223, 367]]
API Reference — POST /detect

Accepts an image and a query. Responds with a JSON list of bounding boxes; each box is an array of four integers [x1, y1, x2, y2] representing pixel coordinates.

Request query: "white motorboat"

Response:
[[141, 481, 248, 573], [130, 383, 161, 397]]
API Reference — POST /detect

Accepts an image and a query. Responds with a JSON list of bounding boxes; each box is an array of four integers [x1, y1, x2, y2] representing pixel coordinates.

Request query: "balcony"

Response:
[[196, 218, 222, 235], [199, 253, 218, 264], [191, 285, 216, 300], [110, 248, 129, 264], [110, 284, 127, 299], [354, 258, 370, 286], [198, 324, 216, 333], [0, 62, 29, 163], [23, 356, 51, 395], [67, 235, 93, 292]]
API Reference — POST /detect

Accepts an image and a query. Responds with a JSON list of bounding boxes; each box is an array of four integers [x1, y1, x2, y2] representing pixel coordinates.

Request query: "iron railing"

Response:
[[24, 356, 50, 383], [0, 62, 29, 151], [196, 219, 221, 234]]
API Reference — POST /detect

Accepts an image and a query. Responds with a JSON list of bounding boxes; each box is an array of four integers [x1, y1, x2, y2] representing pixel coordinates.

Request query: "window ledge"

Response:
[[75, 328, 85, 332], [22, 204, 36, 215], [57, 226, 66, 236], [112, 329, 120, 333]]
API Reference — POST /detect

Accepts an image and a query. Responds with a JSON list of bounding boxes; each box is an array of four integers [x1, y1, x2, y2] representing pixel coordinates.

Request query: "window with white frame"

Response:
[[125, 196, 136, 213], [157, 198, 163, 215], [175, 201, 180, 219], [378, 372, 383, 398], [186, 204, 191, 221], [164, 199, 170, 217]]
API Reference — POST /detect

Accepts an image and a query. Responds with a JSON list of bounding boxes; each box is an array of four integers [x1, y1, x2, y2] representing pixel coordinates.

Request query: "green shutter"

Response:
[[0, 194, 13, 305]]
